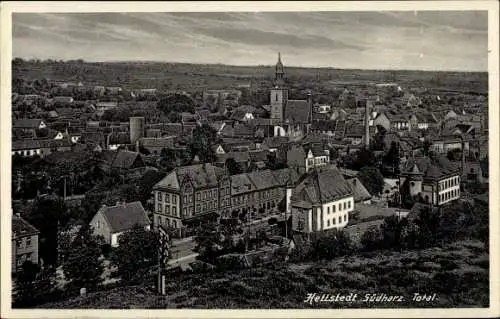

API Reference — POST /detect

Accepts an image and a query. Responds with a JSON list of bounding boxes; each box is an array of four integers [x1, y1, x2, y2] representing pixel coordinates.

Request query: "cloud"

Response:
[[12, 11, 488, 71]]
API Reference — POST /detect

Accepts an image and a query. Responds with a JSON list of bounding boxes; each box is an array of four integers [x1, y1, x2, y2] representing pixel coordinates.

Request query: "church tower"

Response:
[[270, 52, 288, 122]]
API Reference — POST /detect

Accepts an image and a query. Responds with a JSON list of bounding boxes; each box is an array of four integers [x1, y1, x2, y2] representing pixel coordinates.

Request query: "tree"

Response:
[[358, 166, 385, 196], [158, 93, 195, 115], [360, 227, 383, 251], [480, 156, 488, 178], [13, 263, 58, 308], [446, 148, 462, 161], [26, 195, 69, 266], [383, 141, 401, 176], [110, 224, 159, 283], [310, 230, 354, 260], [62, 225, 104, 290], [380, 215, 408, 250], [189, 124, 218, 163], [225, 158, 241, 175]]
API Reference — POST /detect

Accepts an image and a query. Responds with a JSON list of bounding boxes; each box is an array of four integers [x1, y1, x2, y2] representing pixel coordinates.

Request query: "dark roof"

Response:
[[154, 163, 227, 191], [98, 201, 150, 233], [12, 139, 42, 150], [305, 144, 328, 157], [108, 132, 130, 145], [346, 177, 372, 202], [292, 167, 353, 204], [139, 137, 175, 148], [284, 100, 309, 123], [12, 215, 39, 238], [312, 120, 336, 132], [112, 151, 144, 169], [216, 151, 250, 164], [13, 119, 44, 129], [402, 156, 460, 181], [262, 136, 289, 148]]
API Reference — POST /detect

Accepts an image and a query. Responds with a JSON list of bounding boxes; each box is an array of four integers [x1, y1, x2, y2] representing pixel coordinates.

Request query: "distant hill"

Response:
[[12, 59, 488, 94]]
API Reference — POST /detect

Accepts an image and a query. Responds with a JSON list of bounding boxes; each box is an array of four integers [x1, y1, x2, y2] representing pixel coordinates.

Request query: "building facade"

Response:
[[152, 164, 231, 234], [291, 168, 354, 235], [12, 215, 39, 273]]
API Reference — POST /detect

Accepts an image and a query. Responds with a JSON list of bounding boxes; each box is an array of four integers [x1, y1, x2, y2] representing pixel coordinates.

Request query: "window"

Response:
[[348, 201, 351, 209], [327, 207, 330, 214], [203, 203, 207, 211], [165, 194, 170, 203], [327, 220, 330, 227], [157, 192, 162, 202], [196, 204, 200, 212], [166, 206, 170, 214], [27, 252, 33, 261], [26, 237, 31, 247], [172, 207, 177, 216], [172, 195, 177, 204], [183, 207, 187, 217], [332, 218, 336, 225], [17, 257, 23, 266], [17, 239, 23, 249], [196, 192, 201, 201], [184, 195, 188, 203], [173, 220, 177, 228], [157, 204, 162, 213], [333, 205, 336, 213], [343, 202, 347, 210], [338, 203, 341, 211], [344, 214, 347, 222]]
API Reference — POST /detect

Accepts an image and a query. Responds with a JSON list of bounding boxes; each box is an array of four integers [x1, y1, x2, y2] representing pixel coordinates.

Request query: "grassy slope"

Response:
[[39, 240, 489, 309]]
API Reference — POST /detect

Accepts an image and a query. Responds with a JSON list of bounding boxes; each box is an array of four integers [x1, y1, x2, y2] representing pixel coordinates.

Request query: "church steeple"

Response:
[[275, 52, 285, 87]]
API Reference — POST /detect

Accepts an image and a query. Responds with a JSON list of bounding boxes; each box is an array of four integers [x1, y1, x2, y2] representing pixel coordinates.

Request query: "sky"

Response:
[[12, 11, 488, 71]]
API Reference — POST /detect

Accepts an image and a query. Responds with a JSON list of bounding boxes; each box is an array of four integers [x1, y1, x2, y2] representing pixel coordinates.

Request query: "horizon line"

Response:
[[12, 57, 488, 74]]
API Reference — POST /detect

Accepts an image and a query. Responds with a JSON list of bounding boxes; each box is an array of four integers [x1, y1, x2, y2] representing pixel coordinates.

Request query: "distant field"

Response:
[[39, 240, 488, 309], [12, 61, 488, 94]]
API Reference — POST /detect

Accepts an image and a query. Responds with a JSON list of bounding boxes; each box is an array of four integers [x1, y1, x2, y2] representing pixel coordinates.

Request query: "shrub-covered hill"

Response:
[[39, 240, 488, 309]]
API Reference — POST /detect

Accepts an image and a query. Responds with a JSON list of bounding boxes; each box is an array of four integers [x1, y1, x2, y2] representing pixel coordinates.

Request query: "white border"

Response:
[[1, 1, 499, 318]]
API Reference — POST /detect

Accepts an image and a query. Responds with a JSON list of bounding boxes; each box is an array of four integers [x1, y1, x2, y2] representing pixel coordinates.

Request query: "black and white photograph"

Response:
[[1, 1, 499, 317]]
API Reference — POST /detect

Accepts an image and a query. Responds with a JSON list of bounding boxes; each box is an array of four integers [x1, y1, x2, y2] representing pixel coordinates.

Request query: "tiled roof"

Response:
[[12, 139, 42, 150], [12, 215, 39, 238], [112, 151, 144, 169], [98, 201, 150, 233], [246, 169, 280, 191], [346, 177, 372, 202], [262, 136, 289, 148], [291, 167, 353, 204], [215, 151, 250, 164], [402, 156, 460, 180], [231, 173, 256, 195], [154, 163, 227, 191], [13, 119, 43, 129], [312, 120, 336, 132]]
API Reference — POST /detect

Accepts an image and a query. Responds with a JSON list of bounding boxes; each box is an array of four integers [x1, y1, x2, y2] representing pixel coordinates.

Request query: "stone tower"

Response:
[[270, 52, 288, 122]]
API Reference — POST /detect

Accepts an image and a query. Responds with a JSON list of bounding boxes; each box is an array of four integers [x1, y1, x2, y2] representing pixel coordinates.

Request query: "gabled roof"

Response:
[[311, 120, 336, 132], [346, 177, 372, 202], [246, 169, 280, 191], [13, 119, 44, 129], [12, 215, 39, 238], [291, 167, 353, 205], [97, 201, 150, 233], [111, 150, 144, 169], [402, 156, 460, 181], [262, 136, 289, 149], [12, 139, 42, 150], [154, 163, 227, 191], [284, 100, 309, 123]]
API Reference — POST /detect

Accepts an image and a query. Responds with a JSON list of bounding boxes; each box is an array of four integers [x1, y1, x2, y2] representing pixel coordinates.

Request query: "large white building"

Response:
[[400, 156, 461, 206], [291, 167, 354, 234]]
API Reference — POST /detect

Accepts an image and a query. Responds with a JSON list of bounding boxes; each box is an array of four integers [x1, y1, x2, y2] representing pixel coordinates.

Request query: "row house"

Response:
[[400, 156, 461, 206], [12, 139, 72, 157], [229, 168, 300, 218], [152, 164, 231, 235], [291, 168, 354, 235]]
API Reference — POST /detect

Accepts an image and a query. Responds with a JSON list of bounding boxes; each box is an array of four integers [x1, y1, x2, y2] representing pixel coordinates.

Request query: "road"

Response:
[[168, 236, 198, 267]]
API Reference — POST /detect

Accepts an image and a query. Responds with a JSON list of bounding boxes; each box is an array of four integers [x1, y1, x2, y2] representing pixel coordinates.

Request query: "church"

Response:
[[269, 53, 313, 141]]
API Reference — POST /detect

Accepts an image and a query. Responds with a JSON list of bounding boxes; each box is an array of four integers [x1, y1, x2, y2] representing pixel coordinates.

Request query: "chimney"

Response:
[[364, 99, 370, 147], [307, 91, 313, 124]]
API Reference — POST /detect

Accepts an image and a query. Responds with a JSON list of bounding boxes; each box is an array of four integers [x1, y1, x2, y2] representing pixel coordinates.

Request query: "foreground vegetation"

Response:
[[38, 239, 488, 308]]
